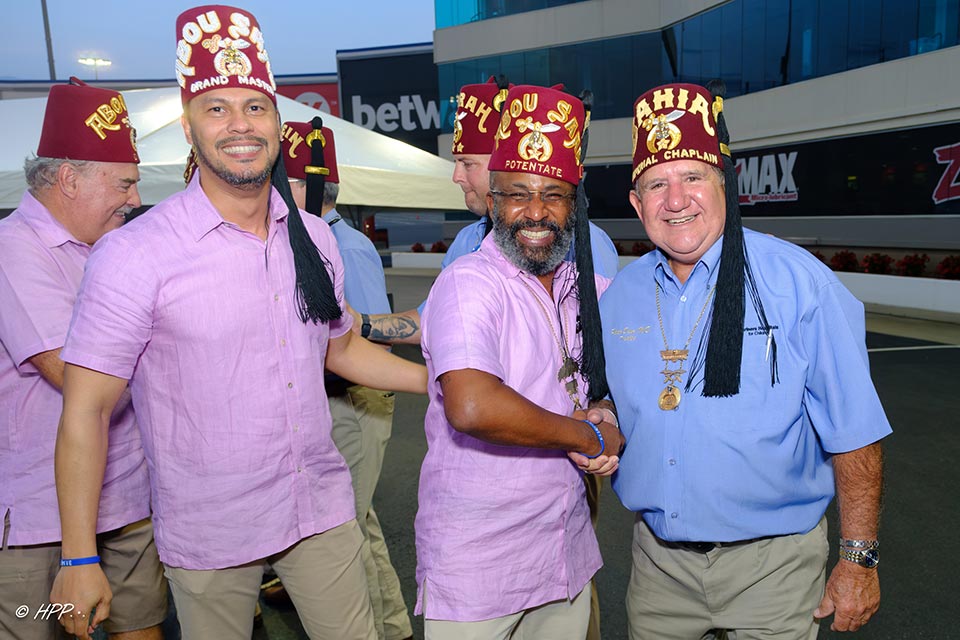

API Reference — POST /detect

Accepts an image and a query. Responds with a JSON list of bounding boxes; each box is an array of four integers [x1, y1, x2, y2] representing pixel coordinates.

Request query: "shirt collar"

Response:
[[478, 232, 578, 297], [185, 171, 291, 242], [321, 208, 341, 225], [16, 190, 86, 249], [653, 235, 724, 292]]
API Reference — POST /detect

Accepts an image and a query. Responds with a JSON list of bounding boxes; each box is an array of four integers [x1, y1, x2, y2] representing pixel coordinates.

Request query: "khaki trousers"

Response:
[[165, 520, 375, 640], [329, 385, 413, 640], [0, 516, 166, 639], [626, 516, 828, 640], [425, 584, 592, 640]]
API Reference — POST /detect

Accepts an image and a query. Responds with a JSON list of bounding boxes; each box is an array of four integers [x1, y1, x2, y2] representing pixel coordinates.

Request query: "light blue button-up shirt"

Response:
[[323, 209, 391, 315], [601, 229, 892, 542]]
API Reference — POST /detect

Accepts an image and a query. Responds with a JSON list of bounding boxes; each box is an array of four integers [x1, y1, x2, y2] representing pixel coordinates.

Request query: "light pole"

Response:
[[77, 57, 111, 80]]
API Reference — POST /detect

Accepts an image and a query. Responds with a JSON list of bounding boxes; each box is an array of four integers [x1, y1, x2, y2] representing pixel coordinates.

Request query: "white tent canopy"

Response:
[[0, 86, 466, 211]]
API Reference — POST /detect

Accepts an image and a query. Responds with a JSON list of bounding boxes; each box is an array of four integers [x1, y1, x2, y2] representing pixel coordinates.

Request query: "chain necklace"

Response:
[[655, 282, 714, 411], [519, 277, 582, 410]]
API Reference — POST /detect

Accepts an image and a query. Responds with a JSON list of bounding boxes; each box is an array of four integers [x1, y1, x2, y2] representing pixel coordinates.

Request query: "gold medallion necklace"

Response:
[[655, 282, 714, 411], [519, 277, 582, 410]]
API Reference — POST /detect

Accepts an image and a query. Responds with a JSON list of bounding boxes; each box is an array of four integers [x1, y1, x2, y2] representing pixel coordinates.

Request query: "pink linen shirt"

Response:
[[416, 233, 607, 621], [0, 191, 149, 546], [62, 174, 355, 570]]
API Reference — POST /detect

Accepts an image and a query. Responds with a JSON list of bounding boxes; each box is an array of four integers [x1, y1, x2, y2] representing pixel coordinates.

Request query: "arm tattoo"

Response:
[[369, 316, 419, 341]]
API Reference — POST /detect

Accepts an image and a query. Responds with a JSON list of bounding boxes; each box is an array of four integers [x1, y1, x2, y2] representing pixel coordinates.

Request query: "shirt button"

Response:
[[680, 295, 687, 302], [281, 339, 286, 346], [287, 382, 293, 389], [293, 424, 299, 432], [297, 466, 302, 473], [668, 458, 676, 466], [671, 512, 679, 519], [274, 294, 280, 302]]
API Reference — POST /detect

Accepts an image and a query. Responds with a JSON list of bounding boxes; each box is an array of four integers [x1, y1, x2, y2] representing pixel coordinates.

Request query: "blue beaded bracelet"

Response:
[[60, 555, 100, 567], [581, 419, 605, 459]]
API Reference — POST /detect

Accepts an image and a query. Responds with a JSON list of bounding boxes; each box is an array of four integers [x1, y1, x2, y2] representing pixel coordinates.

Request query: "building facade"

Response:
[[433, 0, 960, 250]]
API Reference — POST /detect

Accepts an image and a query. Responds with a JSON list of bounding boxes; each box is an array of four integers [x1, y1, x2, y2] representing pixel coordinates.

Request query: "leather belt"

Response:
[[671, 537, 769, 553]]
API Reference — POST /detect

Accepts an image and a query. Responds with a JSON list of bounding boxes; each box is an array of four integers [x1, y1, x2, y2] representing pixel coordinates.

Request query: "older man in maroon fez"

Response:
[[0, 78, 167, 640], [602, 81, 891, 638], [414, 83, 622, 640], [51, 6, 426, 640]]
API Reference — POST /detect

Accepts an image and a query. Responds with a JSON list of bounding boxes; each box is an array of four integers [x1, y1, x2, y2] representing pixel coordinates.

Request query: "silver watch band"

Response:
[[839, 537, 879, 549]]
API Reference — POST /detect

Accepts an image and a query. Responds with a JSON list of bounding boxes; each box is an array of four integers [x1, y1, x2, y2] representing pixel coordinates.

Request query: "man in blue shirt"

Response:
[[283, 119, 413, 640], [359, 78, 619, 345], [601, 82, 891, 638]]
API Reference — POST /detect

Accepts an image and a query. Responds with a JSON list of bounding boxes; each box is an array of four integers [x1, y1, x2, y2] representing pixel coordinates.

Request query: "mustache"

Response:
[[215, 135, 269, 150], [510, 218, 563, 234]]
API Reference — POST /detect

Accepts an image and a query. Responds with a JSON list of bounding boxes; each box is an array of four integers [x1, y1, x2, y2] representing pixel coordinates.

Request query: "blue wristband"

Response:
[[580, 419, 605, 459], [60, 555, 100, 567]]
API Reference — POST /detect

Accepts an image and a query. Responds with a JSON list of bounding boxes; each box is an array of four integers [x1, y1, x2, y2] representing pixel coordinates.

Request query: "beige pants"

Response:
[[626, 516, 828, 640], [165, 520, 375, 640], [330, 385, 412, 640], [0, 515, 167, 639], [425, 584, 592, 640]]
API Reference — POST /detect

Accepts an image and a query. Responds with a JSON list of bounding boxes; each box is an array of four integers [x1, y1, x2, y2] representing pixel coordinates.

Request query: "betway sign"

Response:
[[351, 95, 440, 133], [736, 152, 799, 205], [338, 49, 441, 153]]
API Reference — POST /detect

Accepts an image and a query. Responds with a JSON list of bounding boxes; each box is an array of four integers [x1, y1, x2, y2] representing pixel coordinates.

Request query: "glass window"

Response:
[[436, 0, 589, 28], [437, 0, 959, 121]]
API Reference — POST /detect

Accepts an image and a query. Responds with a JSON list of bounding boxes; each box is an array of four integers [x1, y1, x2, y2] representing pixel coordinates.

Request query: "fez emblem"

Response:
[[453, 111, 467, 145], [209, 36, 253, 78], [516, 118, 560, 162], [644, 110, 684, 154]]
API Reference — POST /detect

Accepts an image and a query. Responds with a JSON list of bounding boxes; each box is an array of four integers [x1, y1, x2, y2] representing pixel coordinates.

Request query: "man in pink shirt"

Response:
[[415, 84, 623, 639], [0, 80, 166, 639], [50, 6, 426, 640]]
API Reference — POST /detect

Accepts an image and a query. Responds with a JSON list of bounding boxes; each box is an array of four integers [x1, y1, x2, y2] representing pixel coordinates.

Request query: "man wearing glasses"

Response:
[[412, 84, 622, 640]]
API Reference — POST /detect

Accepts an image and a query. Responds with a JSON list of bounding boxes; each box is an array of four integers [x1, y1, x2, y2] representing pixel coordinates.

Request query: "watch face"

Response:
[[863, 548, 880, 568]]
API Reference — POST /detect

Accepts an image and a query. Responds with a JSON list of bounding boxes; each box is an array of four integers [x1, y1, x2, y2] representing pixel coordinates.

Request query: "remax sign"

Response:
[[736, 152, 799, 205], [338, 46, 440, 153]]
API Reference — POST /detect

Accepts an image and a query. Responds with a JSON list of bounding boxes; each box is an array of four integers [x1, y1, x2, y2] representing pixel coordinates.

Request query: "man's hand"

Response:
[[50, 564, 112, 639], [345, 303, 363, 336], [813, 560, 880, 632], [567, 407, 623, 476]]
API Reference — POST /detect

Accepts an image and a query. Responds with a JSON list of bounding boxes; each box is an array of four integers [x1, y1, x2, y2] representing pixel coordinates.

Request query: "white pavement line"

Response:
[[868, 344, 960, 353]]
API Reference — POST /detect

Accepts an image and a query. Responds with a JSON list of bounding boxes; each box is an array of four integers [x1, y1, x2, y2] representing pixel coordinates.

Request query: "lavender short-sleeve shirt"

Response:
[[62, 175, 355, 569], [0, 192, 148, 545], [415, 233, 605, 621]]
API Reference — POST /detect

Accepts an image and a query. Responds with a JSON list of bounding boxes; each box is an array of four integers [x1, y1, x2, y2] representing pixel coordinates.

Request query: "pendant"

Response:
[[658, 385, 682, 411], [557, 356, 579, 381]]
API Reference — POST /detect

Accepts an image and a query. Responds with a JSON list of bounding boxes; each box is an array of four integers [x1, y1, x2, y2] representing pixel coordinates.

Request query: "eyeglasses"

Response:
[[490, 190, 576, 209]]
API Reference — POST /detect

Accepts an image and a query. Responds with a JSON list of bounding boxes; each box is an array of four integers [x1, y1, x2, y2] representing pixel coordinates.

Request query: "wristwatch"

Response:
[[839, 546, 880, 569], [361, 313, 372, 339], [839, 537, 879, 550]]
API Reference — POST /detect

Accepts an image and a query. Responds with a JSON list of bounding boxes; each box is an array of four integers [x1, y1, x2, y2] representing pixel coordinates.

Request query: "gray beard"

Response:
[[492, 204, 575, 276]]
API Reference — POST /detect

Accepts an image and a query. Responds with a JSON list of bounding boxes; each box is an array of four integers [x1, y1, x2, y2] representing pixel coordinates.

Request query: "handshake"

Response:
[[568, 404, 624, 476]]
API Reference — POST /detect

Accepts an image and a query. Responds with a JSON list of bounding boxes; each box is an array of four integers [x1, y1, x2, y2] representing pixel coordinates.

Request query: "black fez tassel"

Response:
[[574, 89, 609, 402], [304, 116, 328, 217], [697, 80, 777, 397], [271, 156, 342, 324]]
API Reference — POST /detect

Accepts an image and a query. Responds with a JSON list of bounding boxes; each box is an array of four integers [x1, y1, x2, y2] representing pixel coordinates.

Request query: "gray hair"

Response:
[[323, 181, 339, 207], [24, 156, 90, 193]]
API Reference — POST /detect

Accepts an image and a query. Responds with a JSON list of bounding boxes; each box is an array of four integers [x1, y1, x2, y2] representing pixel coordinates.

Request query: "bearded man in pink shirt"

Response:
[[0, 79, 166, 640], [415, 84, 624, 640], [50, 6, 426, 640]]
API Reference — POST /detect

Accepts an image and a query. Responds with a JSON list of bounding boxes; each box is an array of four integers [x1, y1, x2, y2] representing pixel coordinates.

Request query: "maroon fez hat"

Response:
[[175, 5, 277, 105], [36, 77, 139, 163]]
